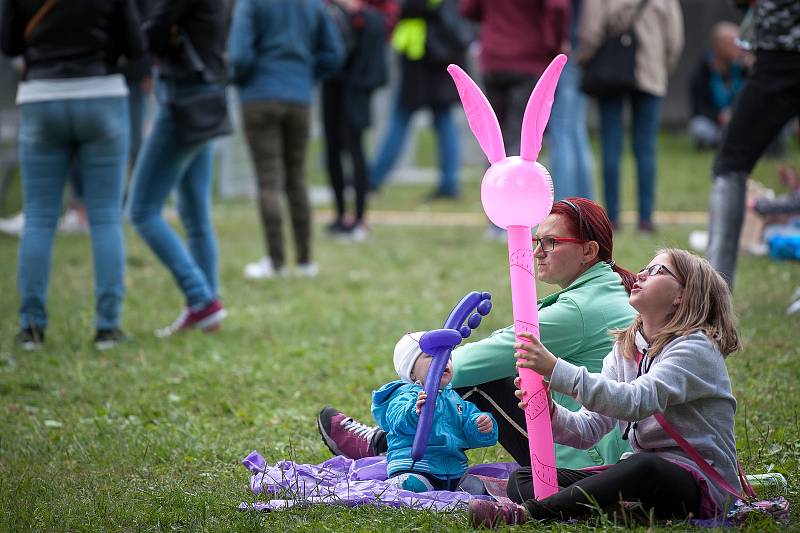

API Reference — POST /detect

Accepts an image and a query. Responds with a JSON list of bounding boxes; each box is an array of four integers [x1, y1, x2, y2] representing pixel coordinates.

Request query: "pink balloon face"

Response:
[[481, 157, 554, 229]]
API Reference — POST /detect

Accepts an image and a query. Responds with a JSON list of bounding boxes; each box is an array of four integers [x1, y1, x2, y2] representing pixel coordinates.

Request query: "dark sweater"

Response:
[[460, 0, 569, 76]]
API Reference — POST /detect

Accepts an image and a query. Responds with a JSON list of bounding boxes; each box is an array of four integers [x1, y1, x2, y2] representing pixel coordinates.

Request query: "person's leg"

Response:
[[321, 82, 347, 223], [17, 101, 72, 331], [127, 82, 145, 166], [73, 96, 130, 331], [503, 74, 538, 157], [349, 125, 369, 224], [127, 92, 215, 308], [242, 101, 286, 270], [708, 51, 800, 289], [369, 98, 412, 191], [507, 466, 597, 502], [598, 96, 625, 226], [175, 144, 217, 296], [549, 61, 581, 200], [513, 454, 701, 521], [572, 69, 596, 200], [631, 91, 662, 228], [283, 103, 313, 266], [456, 378, 532, 466], [431, 104, 460, 197], [483, 74, 511, 151]]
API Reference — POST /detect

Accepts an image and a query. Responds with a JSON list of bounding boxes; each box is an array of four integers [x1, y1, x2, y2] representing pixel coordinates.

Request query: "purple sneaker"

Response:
[[469, 499, 528, 529], [317, 406, 384, 459]]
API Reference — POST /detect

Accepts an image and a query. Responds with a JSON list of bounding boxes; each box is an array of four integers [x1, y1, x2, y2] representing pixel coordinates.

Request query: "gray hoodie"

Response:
[[549, 331, 740, 513]]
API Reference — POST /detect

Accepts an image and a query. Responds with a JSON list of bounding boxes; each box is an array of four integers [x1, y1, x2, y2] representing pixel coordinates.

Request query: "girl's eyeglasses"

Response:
[[533, 236, 588, 252], [637, 263, 681, 283]]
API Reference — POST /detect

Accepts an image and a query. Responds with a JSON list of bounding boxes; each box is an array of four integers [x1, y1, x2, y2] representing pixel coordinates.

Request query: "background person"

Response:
[[1, 0, 144, 350], [577, 0, 684, 232], [229, 0, 344, 279], [127, 0, 231, 337], [706, 0, 800, 290]]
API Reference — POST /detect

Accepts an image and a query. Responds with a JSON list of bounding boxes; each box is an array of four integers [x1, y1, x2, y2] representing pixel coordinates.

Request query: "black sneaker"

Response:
[[93, 328, 129, 351], [15, 327, 45, 351]]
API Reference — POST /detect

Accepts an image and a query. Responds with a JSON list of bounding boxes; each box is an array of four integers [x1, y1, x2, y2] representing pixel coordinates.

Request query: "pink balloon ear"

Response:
[[447, 64, 506, 164], [519, 54, 568, 162]]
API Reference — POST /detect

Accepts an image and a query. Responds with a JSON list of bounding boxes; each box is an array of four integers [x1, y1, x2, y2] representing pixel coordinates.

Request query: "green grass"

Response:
[[0, 132, 798, 531]]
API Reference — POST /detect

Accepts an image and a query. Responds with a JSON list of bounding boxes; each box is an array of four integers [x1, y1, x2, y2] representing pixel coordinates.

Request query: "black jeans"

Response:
[[507, 454, 701, 520]]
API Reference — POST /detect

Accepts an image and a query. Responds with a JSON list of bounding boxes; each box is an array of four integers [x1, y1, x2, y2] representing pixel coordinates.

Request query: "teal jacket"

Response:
[[451, 261, 635, 469], [372, 381, 498, 479]]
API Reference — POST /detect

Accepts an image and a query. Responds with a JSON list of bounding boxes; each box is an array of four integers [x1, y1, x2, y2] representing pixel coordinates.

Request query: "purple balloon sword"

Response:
[[411, 291, 493, 465]]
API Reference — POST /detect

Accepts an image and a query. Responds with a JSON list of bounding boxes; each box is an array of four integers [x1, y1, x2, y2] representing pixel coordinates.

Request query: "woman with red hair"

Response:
[[318, 197, 639, 472]]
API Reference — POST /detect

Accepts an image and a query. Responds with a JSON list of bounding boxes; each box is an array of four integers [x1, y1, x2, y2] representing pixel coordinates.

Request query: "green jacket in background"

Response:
[[451, 261, 635, 469]]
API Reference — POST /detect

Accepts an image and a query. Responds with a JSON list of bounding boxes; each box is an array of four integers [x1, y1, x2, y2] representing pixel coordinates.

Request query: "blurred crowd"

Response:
[[0, 0, 798, 349]]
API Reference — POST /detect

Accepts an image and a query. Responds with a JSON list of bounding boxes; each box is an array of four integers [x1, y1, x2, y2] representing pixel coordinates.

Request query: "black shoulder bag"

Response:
[[169, 31, 232, 146], [580, 0, 650, 98]]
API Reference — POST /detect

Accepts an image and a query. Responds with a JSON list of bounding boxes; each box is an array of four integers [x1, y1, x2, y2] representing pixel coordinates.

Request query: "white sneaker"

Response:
[[0, 212, 24, 236], [295, 262, 319, 278], [58, 209, 89, 234], [243, 257, 286, 279], [349, 224, 370, 242]]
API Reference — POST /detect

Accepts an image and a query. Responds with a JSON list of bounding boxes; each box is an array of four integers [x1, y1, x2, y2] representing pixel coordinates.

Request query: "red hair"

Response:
[[549, 197, 636, 294]]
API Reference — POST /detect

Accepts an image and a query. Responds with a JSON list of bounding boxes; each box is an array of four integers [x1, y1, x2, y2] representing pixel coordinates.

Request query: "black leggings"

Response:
[[507, 454, 701, 520], [321, 80, 368, 223]]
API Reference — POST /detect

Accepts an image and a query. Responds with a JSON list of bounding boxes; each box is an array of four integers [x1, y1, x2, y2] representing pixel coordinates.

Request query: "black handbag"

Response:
[[169, 31, 232, 146], [580, 0, 650, 98]]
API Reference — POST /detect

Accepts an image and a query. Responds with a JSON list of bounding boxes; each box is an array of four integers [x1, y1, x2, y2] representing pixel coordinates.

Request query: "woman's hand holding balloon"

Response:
[[514, 376, 555, 417], [514, 331, 557, 377]]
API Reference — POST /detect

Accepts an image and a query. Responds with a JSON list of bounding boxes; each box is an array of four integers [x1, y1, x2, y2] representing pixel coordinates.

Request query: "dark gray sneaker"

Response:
[[15, 327, 45, 351], [94, 329, 129, 351]]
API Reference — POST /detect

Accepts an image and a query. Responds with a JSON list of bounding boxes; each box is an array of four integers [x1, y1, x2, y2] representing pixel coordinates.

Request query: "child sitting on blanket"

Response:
[[371, 331, 499, 493]]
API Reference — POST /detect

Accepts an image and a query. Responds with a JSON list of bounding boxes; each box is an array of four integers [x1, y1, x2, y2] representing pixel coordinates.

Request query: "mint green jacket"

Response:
[[451, 261, 635, 469]]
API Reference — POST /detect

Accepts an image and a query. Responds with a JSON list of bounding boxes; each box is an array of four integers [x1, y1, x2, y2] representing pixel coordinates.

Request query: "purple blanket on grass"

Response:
[[239, 450, 519, 512]]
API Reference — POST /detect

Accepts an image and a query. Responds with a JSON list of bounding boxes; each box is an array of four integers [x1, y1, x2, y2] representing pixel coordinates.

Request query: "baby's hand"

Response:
[[476, 414, 493, 433], [415, 391, 427, 414]]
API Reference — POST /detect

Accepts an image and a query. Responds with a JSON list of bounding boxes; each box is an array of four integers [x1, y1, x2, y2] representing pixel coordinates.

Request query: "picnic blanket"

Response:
[[238, 450, 518, 512]]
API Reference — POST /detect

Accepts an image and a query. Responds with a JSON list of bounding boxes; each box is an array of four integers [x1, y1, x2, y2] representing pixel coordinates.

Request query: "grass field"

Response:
[[0, 132, 798, 531]]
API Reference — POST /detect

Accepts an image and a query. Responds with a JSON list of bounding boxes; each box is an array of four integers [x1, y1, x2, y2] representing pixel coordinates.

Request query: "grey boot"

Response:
[[706, 173, 747, 290]]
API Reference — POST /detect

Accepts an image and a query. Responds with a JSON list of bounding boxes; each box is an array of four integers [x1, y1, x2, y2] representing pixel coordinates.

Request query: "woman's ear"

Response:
[[583, 240, 600, 263]]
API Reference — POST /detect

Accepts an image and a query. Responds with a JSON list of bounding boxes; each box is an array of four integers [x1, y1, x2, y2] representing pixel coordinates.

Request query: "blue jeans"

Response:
[[18, 96, 129, 330], [548, 60, 595, 201], [598, 91, 661, 225], [370, 100, 460, 196], [127, 80, 218, 309]]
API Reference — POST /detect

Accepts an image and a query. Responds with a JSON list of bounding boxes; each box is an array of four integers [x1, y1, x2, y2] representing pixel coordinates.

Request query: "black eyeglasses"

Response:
[[637, 264, 681, 283], [533, 236, 588, 252]]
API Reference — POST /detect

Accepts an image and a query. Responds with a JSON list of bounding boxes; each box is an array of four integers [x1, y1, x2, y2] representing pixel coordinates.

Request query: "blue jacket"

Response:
[[228, 0, 344, 104], [372, 380, 498, 479]]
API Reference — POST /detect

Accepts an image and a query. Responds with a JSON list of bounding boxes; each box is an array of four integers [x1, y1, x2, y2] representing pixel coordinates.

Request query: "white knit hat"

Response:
[[393, 331, 426, 383]]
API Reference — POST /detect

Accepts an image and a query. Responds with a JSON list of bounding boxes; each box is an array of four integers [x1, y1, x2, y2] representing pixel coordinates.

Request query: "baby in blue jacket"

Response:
[[371, 331, 499, 493]]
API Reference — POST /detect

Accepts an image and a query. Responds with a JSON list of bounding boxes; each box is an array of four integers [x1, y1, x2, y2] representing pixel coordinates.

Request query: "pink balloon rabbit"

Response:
[[448, 54, 567, 500]]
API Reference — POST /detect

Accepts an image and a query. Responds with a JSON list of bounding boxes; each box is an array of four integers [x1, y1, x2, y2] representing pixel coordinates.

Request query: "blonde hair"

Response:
[[615, 249, 741, 359]]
